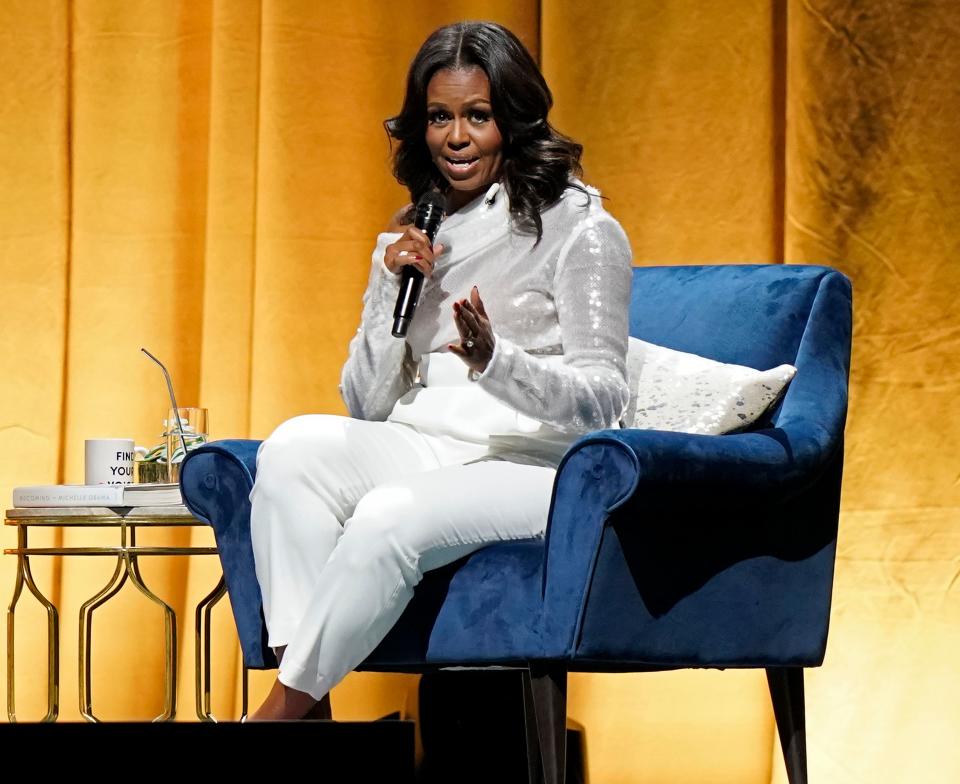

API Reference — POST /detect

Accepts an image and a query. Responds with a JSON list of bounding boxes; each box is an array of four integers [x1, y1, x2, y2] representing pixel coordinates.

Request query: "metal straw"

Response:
[[140, 348, 189, 458]]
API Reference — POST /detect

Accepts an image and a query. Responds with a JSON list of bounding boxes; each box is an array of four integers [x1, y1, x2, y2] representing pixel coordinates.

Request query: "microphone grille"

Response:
[[416, 190, 447, 214]]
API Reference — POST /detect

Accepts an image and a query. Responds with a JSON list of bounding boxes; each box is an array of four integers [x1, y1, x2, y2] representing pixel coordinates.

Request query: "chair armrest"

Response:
[[179, 439, 276, 668], [179, 438, 261, 524], [601, 424, 839, 503], [540, 416, 845, 658], [539, 435, 639, 657]]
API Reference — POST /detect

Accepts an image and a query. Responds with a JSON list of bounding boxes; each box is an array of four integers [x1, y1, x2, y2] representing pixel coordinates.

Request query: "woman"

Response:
[[247, 21, 632, 721]]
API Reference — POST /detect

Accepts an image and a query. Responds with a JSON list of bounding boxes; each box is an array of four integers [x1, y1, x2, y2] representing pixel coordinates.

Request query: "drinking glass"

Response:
[[165, 407, 209, 482]]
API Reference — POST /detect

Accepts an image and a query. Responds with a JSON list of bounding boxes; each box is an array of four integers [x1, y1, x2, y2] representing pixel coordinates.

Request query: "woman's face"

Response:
[[425, 67, 504, 212]]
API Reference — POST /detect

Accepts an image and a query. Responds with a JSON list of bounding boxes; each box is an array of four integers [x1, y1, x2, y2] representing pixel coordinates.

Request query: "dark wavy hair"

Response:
[[384, 21, 586, 242]]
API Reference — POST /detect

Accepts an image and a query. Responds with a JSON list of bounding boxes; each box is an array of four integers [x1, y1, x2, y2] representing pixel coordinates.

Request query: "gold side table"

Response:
[[5, 505, 226, 723]]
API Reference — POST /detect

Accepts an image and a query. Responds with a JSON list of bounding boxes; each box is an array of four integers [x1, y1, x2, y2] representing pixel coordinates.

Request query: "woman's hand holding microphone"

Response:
[[384, 225, 443, 277], [384, 227, 495, 374]]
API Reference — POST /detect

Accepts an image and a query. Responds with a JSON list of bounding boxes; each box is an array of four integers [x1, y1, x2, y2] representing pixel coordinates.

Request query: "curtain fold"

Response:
[[0, 0, 71, 717], [779, 2, 960, 781], [1, 1, 957, 781]]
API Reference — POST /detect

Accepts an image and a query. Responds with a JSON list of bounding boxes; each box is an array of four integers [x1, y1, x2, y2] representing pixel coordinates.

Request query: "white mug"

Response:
[[85, 438, 136, 485]]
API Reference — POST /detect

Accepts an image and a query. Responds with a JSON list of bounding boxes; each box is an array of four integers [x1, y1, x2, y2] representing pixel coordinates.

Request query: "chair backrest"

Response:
[[629, 264, 831, 371], [629, 263, 853, 433]]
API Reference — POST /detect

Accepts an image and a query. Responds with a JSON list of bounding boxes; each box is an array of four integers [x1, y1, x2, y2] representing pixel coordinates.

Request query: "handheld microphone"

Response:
[[392, 190, 446, 338]]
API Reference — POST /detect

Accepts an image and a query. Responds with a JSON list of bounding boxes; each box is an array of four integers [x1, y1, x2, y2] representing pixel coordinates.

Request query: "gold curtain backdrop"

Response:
[[1, 1, 957, 781]]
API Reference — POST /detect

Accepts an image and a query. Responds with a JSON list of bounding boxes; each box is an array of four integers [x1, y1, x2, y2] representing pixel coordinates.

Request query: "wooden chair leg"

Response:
[[523, 664, 568, 784], [767, 667, 808, 784]]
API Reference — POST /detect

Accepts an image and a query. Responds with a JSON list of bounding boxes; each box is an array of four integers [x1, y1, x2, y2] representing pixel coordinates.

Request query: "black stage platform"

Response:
[[1, 720, 416, 780]]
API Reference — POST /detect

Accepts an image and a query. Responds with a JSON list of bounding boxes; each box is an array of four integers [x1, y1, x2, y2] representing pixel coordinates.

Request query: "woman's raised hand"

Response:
[[384, 225, 445, 278], [449, 286, 495, 374]]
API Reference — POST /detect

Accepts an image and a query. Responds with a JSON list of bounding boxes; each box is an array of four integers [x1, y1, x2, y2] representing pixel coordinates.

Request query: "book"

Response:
[[13, 484, 123, 507], [121, 482, 182, 506], [12, 483, 182, 508]]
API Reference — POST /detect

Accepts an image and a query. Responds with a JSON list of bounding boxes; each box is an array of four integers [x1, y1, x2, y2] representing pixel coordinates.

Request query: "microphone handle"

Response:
[[391, 216, 442, 337], [392, 266, 424, 338], [391, 196, 444, 338]]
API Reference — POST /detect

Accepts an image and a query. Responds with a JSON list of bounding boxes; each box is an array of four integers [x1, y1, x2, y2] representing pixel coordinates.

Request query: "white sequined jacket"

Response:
[[340, 180, 633, 460]]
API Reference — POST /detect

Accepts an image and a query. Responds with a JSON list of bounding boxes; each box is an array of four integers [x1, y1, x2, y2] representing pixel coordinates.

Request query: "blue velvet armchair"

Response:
[[180, 263, 852, 784]]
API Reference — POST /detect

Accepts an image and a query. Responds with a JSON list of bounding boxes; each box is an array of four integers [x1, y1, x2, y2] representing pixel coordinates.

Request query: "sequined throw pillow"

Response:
[[622, 337, 797, 434]]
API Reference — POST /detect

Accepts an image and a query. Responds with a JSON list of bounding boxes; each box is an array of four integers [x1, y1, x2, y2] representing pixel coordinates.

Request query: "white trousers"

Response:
[[249, 414, 556, 701]]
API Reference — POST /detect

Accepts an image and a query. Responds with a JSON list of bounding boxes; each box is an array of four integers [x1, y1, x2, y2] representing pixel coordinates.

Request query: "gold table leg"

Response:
[[194, 575, 227, 721], [78, 557, 127, 722], [127, 552, 178, 722], [6, 525, 59, 722]]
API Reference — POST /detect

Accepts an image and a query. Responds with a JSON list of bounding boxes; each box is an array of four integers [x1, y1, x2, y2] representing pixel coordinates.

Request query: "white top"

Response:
[[339, 180, 633, 463]]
